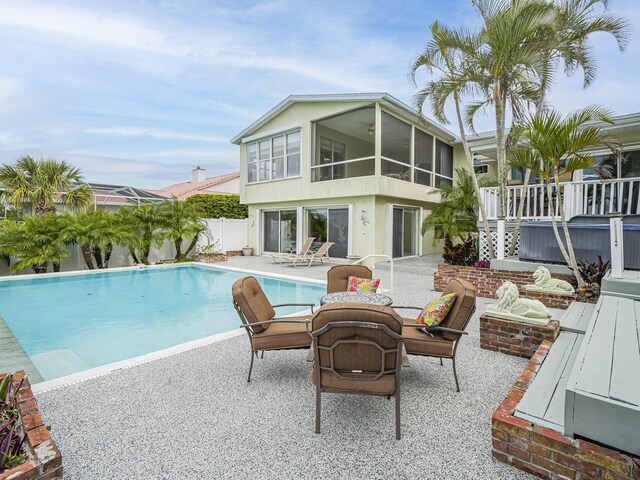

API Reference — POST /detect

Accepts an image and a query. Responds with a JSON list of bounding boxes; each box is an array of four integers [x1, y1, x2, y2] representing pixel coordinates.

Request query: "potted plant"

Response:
[[242, 245, 253, 256], [194, 241, 228, 263]]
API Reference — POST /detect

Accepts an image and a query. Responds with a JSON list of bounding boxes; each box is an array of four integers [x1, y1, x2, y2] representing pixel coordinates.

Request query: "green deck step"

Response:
[[558, 302, 595, 334]]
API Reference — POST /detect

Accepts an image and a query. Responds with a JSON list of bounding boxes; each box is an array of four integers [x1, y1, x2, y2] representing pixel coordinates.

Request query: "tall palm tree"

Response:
[[0, 215, 69, 273], [509, 0, 630, 255], [509, 106, 620, 287], [422, 168, 484, 265], [467, 0, 556, 218], [0, 156, 92, 215], [159, 200, 206, 261], [411, 21, 496, 259]]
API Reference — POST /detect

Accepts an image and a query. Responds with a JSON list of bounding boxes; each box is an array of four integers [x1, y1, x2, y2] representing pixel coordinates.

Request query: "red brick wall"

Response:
[[0, 372, 63, 480], [433, 264, 588, 309], [480, 314, 560, 359], [492, 342, 640, 479]]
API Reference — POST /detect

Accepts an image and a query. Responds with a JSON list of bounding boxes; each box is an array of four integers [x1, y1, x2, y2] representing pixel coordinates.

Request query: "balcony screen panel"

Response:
[[382, 160, 411, 181], [435, 140, 454, 178], [414, 168, 431, 186], [415, 129, 433, 172], [247, 143, 257, 183], [259, 140, 270, 181], [381, 112, 411, 164]]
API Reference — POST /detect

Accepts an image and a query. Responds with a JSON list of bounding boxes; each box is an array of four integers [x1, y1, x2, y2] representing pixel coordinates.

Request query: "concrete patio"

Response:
[[35, 256, 532, 479]]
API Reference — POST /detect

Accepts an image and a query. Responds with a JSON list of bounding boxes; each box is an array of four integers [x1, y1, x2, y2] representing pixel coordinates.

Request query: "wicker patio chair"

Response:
[[310, 303, 404, 439], [232, 276, 316, 382], [269, 237, 315, 264], [326, 265, 373, 293], [393, 278, 476, 392]]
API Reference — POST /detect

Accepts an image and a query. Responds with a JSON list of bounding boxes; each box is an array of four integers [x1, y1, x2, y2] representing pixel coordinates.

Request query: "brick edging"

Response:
[[492, 342, 640, 479], [0, 372, 63, 480], [480, 314, 560, 359]]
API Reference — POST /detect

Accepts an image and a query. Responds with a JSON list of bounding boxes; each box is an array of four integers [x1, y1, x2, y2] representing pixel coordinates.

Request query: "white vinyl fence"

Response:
[[0, 218, 247, 276]]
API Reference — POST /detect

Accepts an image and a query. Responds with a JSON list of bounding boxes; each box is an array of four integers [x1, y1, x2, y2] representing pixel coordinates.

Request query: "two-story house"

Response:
[[231, 93, 464, 261]]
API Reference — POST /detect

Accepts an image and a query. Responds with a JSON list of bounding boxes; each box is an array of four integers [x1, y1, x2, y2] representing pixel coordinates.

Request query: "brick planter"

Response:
[[194, 253, 228, 263], [433, 264, 593, 309], [225, 250, 243, 257], [492, 342, 640, 479], [0, 372, 62, 480], [480, 314, 560, 359]]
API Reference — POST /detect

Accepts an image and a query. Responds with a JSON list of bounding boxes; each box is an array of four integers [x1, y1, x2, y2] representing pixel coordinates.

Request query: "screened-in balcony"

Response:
[[311, 104, 453, 187]]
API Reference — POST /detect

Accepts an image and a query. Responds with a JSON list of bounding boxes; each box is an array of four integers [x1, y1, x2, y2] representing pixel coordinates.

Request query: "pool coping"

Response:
[[0, 262, 325, 393]]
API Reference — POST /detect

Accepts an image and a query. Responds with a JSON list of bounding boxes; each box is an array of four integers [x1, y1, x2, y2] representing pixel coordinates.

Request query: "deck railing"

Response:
[[479, 177, 640, 220]]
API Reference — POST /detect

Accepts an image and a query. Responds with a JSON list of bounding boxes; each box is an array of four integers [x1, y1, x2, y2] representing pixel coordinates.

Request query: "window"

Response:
[[381, 112, 411, 182], [246, 130, 301, 183], [307, 208, 349, 258], [414, 129, 433, 186], [263, 210, 297, 253], [474, 165, 488, 175], [435, 140, 454, 188], [312, 106, 375, 182]]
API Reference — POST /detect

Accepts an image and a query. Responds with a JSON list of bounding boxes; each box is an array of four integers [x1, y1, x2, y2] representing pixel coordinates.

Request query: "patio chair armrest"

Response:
[[403, 324, 469, 335], [391, 306, 423, 311], [272, 303, 316, 313], [239, 318, 311, 329]]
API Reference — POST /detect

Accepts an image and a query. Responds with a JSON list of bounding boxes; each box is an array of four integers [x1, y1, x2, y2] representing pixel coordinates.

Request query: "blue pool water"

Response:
[[0, 265, 324, 382]]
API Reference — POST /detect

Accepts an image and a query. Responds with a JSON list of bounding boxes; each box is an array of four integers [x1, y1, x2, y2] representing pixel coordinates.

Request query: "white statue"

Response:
[[524, 266, 575, 296], [486, 281, 551, 326]]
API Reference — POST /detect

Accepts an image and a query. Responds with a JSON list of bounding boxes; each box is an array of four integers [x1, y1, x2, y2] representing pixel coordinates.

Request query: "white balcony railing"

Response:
[[479, 177, 640, 220]]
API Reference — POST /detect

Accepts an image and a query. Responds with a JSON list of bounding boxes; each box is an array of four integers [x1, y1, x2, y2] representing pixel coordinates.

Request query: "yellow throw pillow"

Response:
[[416, 293, 456, 328]]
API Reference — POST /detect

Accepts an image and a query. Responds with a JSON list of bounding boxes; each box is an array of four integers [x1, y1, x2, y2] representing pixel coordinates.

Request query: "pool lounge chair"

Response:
[[269, 237, 315, 264], [326, 265, 373, 293], [287, 241, 334, 267], [232, 276, 316, 382], [310, 303, 405, 439], [393, 278, 476, 392]]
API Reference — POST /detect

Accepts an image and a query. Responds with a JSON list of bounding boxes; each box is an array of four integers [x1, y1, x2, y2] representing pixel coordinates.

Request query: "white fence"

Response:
[[0, 218, 247, 276], [480, 177, 640, 220]]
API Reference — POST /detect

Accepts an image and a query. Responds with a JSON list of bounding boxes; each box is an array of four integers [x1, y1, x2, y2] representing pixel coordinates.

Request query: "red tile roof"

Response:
[[147, 172, 239, 200]]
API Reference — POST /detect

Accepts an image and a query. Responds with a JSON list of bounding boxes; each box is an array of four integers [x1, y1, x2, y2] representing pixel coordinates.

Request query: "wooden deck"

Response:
[[514, 332, 583, 432], [557, 301, 595, 334], [565, 295, 640, 456]]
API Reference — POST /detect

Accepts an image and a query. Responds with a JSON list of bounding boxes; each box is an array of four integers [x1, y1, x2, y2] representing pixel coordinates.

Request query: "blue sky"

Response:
[[0, 0, 638, 188]]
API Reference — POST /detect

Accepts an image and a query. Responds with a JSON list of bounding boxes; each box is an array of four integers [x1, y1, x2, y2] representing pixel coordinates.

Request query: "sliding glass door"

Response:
[[392, 207, 418, 258], [307, 208, 349, 258], [263, 210, 297, 253]]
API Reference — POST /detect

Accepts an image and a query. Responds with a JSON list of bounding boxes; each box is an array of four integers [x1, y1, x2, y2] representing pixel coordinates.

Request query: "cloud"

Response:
[[0, 1, 187, 56], [0, 78, 21, 102], [85, 127, 228, 144]]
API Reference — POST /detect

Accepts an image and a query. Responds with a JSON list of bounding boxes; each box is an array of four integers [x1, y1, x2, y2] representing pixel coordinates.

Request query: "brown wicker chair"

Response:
[[326, 265, 373, 293], [394, 278, 476, 392], [311, 303, 404, 439], [232, 276, 316, 382]]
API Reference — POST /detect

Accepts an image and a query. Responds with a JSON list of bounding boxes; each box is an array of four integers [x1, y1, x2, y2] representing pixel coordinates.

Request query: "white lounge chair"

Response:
[[287, 242, 334, 267], [269, 237, 315, 264]]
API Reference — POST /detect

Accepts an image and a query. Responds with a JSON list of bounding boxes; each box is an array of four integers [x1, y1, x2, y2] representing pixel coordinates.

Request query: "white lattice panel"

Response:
[[479, 231, 519, 260]]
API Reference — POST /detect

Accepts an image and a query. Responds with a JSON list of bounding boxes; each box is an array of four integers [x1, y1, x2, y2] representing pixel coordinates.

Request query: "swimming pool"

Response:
[[0, 265, 325, 385]]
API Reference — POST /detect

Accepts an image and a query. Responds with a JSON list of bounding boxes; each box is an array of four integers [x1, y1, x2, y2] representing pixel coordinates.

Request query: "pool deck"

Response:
[[34, 256, 533, 479]]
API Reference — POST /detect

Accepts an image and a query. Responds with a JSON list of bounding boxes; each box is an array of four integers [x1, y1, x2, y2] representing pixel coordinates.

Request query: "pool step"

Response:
[[0, 316, 44, 383], [30, 349, 91, 381]]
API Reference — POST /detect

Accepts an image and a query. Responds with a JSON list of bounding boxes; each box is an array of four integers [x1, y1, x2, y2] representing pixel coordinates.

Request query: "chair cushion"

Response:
[[402, 318, 455, 357], [251, 317, 311, 350], [347, 276, 381, 293], [231, 277, 276, 333], [416, 293, 456, 328], [311, 366, 396, 396], [440, 278, 476, 341]]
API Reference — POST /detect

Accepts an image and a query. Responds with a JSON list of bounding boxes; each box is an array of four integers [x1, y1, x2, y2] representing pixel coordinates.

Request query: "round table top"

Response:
[[320, 291, 393, 306]]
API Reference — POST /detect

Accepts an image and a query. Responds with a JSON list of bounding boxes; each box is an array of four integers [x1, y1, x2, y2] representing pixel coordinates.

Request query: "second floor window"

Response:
[[247, 130, 301, 184]]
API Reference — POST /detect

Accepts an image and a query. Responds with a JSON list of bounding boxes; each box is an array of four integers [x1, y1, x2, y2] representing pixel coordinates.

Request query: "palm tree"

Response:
[[411, 21, 496, 259], [466, 0, 556, 218], [0, 215, 69, 273], [119, 204, 165, 265], [0, 156, 92, 215], [508, 0, 630, 255], [159, 200, 206, 261], [60, 213, 99, 269], [509, 106, 620, 287], [95, 212, 137, 269], [422, 168, 483, 265]]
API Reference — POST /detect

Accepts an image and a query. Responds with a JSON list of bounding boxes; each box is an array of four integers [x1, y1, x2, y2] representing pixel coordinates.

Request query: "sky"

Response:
[[0, 0, 638, 189]]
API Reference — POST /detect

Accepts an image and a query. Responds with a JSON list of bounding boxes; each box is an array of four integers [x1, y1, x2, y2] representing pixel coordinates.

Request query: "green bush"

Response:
[[185, 194, 247, 219]]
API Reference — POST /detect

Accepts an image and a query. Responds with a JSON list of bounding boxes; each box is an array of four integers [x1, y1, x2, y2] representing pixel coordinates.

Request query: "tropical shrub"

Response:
[[158, 201, 207, 261], [0, 374, 26, 472], [575, 255, 611, 287], [118, 204, 166, 265], [185, 194, 247, 219], [474, 259, 491, 268]]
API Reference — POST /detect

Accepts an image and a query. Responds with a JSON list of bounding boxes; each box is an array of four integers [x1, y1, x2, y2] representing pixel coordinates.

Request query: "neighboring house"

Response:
[[231, 93, 464, 261], [469, 112, 640, 220], [148, 169, 240, 200]]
